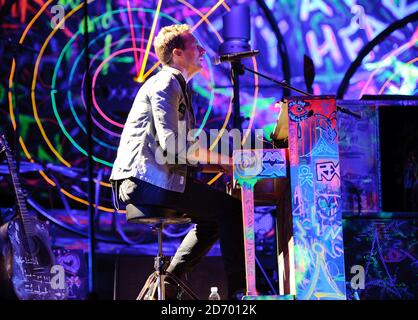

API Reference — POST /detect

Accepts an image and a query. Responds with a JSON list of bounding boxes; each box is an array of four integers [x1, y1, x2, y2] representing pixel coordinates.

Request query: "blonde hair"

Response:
[[153, 24, 191, 65]]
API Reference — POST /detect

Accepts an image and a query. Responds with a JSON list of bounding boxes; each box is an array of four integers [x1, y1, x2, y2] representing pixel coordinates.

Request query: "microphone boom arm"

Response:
[[240, 64, 361, 119]]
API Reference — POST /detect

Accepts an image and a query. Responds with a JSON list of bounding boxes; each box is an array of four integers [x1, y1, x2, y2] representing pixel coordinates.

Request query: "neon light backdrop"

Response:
[[0, 0, 416, 242]]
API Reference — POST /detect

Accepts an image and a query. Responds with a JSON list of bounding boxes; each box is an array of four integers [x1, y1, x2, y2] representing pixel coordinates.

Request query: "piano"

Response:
[[232, 96, 347, 300]]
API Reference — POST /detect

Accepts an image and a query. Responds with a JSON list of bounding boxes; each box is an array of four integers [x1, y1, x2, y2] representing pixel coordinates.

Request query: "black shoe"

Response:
[[165, 281, 183, 300]]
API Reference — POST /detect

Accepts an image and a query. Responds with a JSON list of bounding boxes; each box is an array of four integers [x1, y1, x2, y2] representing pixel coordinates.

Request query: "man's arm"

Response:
[[150, 75, 187, 162], [186, 139, 233, 175], [151, 74, 232, 173]]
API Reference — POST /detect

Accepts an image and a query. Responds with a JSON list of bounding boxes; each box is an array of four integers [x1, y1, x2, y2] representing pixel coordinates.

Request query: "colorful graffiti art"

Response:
[[288, 96, 346, 300], [1, 0, 262, 242], [53, 248, 88, 300], [233, 148, 287, 297], [0, 0, 416, 248], [343, 218, 418, 300], [338, 100, 381, 215]]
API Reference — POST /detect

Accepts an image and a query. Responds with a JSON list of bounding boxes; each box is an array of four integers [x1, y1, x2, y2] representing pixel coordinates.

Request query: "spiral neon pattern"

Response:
[[9, 1, 259, 213]]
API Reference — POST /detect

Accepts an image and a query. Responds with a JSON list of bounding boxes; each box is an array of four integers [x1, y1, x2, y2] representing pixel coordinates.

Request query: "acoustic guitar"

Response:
[[0, 134, 67, 300]]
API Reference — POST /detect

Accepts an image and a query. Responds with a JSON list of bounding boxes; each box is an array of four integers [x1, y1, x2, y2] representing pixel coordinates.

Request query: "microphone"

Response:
[[214, 50, 259, 65]]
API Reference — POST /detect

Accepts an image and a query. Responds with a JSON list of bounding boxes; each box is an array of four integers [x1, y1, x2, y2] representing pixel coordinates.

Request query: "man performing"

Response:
[[110, 24, 246, 300]]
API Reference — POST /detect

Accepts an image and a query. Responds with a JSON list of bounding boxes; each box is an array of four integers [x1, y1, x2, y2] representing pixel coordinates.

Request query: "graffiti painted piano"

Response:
[[233, 96, 347, 300]]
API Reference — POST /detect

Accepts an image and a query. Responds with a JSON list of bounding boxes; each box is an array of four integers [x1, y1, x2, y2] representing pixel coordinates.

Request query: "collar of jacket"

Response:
[[162, 65, 188, 84]]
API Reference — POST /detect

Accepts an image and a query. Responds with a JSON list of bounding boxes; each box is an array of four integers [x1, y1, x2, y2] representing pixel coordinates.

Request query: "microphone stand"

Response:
[[83, 0, 98, 299], [241, 64, 312, 97], [230, 60, 361, 120], [231, 61, 245, 130]]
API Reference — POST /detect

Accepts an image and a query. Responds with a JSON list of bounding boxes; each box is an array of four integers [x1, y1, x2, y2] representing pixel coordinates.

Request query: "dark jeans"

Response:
[[118, 176, 246, 298]]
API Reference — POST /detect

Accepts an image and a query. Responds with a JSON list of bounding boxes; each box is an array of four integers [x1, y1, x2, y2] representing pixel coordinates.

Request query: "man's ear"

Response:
[[173, 48, 182, 58]]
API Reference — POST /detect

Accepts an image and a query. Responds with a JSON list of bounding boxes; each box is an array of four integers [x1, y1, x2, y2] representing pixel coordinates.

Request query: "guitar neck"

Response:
[[5, 152, 35, 237]]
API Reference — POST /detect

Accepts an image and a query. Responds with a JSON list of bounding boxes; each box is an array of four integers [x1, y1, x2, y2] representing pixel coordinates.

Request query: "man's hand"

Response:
[[220, 162, 233, 177], [198, 162, 233, 176]]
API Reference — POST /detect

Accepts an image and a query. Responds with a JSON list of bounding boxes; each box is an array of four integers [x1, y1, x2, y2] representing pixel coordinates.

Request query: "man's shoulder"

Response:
[[156, 68, 180, 81], [146, 69, 181, 92]]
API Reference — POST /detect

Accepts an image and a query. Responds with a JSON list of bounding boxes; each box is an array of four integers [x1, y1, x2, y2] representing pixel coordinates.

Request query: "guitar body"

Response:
[[0, 134, 67, 299], [0, 222, 15, 299], [0, 216, 67, 300]]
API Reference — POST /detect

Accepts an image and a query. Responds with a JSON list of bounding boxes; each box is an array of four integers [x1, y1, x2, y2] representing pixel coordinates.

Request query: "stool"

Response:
[[126, 203, 199, 300]]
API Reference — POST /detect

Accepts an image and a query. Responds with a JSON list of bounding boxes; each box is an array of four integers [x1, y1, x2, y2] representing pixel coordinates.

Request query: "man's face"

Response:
[[181, 32, 206, 76]]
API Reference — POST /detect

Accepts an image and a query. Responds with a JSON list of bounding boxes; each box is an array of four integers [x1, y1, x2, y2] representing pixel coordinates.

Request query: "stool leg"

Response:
[[155, 225, 166, 300], [136, 222, 199, 300], [137, 272, 157, 300], [165, 271, 200, 300], [156, 273, 166, 300]]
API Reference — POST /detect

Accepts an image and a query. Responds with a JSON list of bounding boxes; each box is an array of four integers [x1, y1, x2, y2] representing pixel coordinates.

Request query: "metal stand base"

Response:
[[137, 268, 199, 300], [136, 224, 199, 300]]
